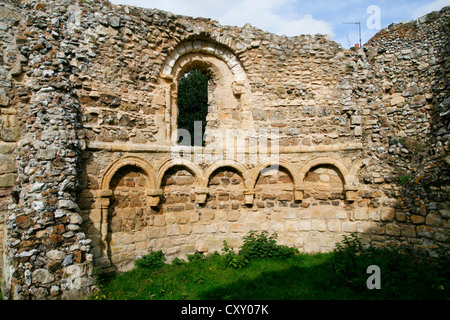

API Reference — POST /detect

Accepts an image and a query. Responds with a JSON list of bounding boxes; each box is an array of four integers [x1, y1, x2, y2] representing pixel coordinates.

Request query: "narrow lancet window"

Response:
[[177, 69, 209, 146]]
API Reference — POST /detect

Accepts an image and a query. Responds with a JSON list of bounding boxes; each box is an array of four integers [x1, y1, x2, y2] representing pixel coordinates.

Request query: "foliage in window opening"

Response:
[[177, 69, 209, 146]]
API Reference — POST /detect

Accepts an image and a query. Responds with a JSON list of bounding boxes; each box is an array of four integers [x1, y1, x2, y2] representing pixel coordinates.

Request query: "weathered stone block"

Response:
[[356, 222, 372, 234], [147, 227, 166, 239], [411, 214, 425, 225], [351, 115, 362, 125], [230, 223, 246, 233], [1, 127, 20, 142], [270, 222, 284, 232], [327, 221, 340, 232], [335, 210, 348, 219], [285, 221, 298, 231], [369, 209, 381, 221], [32, 269, 54, 284], [166, 224, 180, 236], [381, 208, 395, 221], [390, 94, 405, 106], [282, 210, 297, 219], [179, 224, 192, 235], [354, 208, 368, 220], [371, 223, 385, 235], [354, 126, 362, 136], [16, 215, 32, 229], [0, 173, 15, 187], [192, 224, 205, 234], [204, 224, 218, 233], [342, 222, 357, 233], [386, 223, 400, 236], [416, 225, 433, 238], [200, 210, 214, 221], [400, 225, 416, 237], [311, 220, 326, 231], [177, 212, 191, 224], [227, 211, 240, 221], [426, 212, 443, 226]]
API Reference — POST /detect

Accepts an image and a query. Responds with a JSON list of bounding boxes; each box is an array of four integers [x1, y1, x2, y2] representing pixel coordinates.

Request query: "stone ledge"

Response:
[[87, 141, 363, 154]]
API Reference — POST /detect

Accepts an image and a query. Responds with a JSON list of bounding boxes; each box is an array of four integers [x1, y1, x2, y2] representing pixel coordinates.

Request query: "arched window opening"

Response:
[[177, 69, 210, 146]]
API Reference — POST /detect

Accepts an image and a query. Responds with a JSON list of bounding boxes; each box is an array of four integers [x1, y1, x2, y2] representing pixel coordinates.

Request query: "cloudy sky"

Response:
[[110, 0, 450, 48]]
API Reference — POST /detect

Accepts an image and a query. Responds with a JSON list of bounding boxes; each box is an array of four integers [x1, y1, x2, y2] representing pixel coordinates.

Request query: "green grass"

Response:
[[94, 252, 449, 300], [1, 231, 447, 300]]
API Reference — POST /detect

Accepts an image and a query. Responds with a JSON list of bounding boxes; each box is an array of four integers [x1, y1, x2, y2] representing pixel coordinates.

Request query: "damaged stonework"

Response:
[[0, 0, 448, 299], [1, 0, 96, 299]]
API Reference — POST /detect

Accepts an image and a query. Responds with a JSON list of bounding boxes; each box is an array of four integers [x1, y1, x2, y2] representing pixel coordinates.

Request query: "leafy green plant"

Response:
[[398, 175, 411, 185], [239, 230, 299, 260], [221, 231, 299, 269], [222, 240, 249, 269], [333, 232, 365, 285], [423, 245, 450, 292], [171, 257, 186, 266], [333, 232, 450, 297], [186, 251, 206, 263], [134, 250, 166, 269]]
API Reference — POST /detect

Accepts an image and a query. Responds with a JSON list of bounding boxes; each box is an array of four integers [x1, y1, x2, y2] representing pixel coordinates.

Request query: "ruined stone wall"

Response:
[[0, 0, 98, 299], [362, 10, 450, 247], [0, 0, 24, 296], [0, 0, 448, 299], [71, 0, 367, 275]]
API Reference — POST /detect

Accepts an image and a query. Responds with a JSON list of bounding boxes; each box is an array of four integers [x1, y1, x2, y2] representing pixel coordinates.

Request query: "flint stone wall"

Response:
[[0, 0, 448, 299]]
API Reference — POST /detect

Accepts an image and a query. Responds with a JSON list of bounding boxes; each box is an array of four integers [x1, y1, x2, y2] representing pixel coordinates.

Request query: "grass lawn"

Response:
[[95, 252, 449, 300]]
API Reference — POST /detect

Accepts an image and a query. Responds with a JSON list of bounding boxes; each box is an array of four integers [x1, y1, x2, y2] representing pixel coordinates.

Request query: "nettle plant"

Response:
[[134, 250, 165, 269], [222, 231, 299, 269]]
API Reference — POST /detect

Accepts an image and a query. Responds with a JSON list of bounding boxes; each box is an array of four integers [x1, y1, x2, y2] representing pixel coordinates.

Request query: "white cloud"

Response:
[[110, 0, 334, 37], [274, 14, 335, 37], [411, 0, 450, 19]]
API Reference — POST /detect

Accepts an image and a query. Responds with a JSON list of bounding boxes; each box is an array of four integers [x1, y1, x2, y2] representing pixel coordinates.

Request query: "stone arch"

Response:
[[298, 157, 351, 186], [107, 165, 152, 271], [248, 159, 300, 202], [254, 166, 295, 204], [156, 158, 204, 189], [203, 160, 249, 188], [298, 157, 358, 202], [158, 164, 198, 219], [101, 156, 157, 191], [249, 159, 299, 189], [158, 38, 251, 146], [161, 39, 246, 83], [205, 163, 246, 208], [98, 157, 158, 272]]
